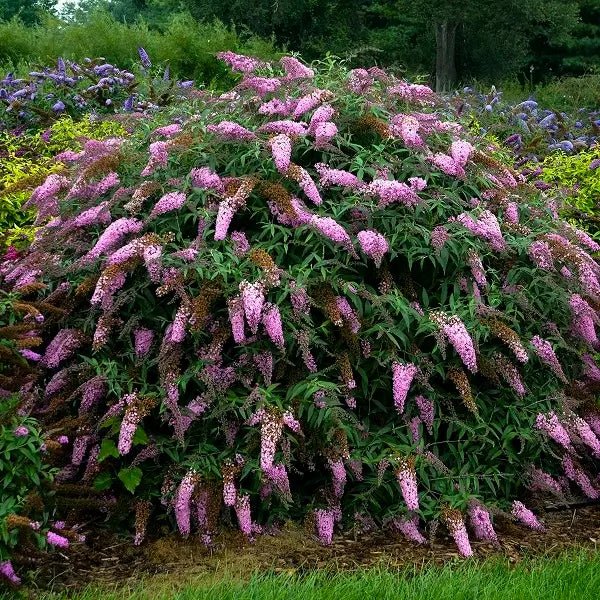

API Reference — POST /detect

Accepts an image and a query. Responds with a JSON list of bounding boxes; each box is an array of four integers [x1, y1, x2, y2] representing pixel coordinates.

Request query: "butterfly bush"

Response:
[[2, 54, 600, 574]]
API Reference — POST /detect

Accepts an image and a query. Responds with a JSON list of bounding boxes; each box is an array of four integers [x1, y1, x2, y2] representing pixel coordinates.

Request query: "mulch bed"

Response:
[[14, 503, 600, 595]]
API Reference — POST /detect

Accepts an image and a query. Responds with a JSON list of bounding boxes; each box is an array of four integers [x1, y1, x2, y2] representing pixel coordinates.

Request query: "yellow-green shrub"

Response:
[[540, 149, 600, 238], [0, 117, 126, 249]]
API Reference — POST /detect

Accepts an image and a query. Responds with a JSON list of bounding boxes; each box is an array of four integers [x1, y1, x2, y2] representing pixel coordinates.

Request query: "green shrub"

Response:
[[0, 12, 280, 86], [2, 55, 600, 568]]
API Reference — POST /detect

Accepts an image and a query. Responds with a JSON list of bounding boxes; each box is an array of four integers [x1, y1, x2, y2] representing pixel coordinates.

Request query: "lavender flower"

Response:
[[138, 47, 152, 69]]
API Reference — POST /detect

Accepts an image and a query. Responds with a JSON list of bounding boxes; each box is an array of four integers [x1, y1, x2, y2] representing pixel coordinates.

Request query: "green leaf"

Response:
[[98, 439, 119, 462], [93, 472, 113, 491], [132, 427, 149, 446], [118, 467, 143, 494]]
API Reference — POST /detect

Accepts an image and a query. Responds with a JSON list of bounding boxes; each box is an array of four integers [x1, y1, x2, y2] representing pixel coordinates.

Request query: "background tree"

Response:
[[0, 0, 56, 24], [366, 0, 580, 90]]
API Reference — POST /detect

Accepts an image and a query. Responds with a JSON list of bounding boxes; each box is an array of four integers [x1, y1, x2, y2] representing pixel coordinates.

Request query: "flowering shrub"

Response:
[[2, 53, 600, 573], [1, 116, 126, 249]]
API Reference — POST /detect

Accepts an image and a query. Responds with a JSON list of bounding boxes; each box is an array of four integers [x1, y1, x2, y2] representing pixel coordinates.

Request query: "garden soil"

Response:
[[15, 503, 600, 594]]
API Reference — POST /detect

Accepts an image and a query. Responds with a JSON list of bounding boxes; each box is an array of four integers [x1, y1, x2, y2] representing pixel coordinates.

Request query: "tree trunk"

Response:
[[435, 20, 458, 93]]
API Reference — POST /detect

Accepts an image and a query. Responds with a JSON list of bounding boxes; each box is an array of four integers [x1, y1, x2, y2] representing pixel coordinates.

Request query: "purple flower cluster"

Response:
[[444, 512, 473, 557], [395, 460, 419, 511], [41, 328, 83, 369], [455, 210, 506, 251], [175, 471, 197, 536], [468, 505, 498, 543], [269, 134, 293, 173], [393, 515, 426, 544], [206, 121, 256, 141]]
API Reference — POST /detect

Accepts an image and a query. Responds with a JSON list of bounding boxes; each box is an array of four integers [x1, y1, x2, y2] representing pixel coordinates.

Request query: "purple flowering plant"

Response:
[[0, 52, 197, 132], [2, 52, 600, 570]]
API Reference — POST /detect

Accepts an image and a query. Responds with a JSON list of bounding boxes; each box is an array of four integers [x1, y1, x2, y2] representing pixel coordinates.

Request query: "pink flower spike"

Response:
[[392, 362, 418, 413], [280, 56, 314, 80], [206, 121, 256, 141], [468, 504, 498, 543], [240, 280, 265, 335], [393, 515, 426, 544], [315, 509, 335, 545], [47, 531, 70, 548], [450, 140, 474, 167], [269, 134, 293, 173], [175, 471, 197, 537], [262, 302, 285, 348], [1, 560, 21, 585], [150, 192, 186, 219], [357, 230, 389, 268], [511, 501, 544, 531]]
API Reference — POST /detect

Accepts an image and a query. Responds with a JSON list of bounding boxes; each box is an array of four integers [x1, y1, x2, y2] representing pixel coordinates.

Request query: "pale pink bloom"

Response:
[[191, 166, 224, 193], [313, 121, 338, 148], [47, 531, 70, 548], [150, 191, 186, 218], [396, 463, 419, 510], [446, 514, 473, 557], [262, 303, 285, 348], [357, 230, 389, 268], [314, 163, 362, 188], [206, 121, 256, 141], [450, 140, 474, 167], [0, 560, 21, 585], [392, 362, 418, 413], [216, 51, 263, 73], [259, 120, 307, 136], [535, 412, 573, 450], [368, 179, 420, 208], [175, 471, 197, 536], [468, 505, 498, 542], [315, 509, 334, 545], [240, 280, 265, 334]]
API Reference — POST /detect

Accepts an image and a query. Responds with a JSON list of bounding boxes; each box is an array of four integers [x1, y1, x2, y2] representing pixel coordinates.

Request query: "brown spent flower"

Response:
[[484, 318, 528, 363], [352, 114, 391, 139], [258, 181, 297, 219], [312, 284, 343, 326], [448, 368, 477, 414]]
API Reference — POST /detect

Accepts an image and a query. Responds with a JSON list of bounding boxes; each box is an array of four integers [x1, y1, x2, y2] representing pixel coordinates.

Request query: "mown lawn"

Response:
[[4, 550, 599, 600]]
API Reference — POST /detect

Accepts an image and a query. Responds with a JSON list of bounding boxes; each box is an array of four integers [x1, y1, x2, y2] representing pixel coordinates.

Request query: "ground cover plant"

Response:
[[2, 52, 600, 584]]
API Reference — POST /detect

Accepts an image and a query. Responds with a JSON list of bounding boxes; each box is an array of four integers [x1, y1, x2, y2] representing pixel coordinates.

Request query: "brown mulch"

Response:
[[14, 504, 600, 594]]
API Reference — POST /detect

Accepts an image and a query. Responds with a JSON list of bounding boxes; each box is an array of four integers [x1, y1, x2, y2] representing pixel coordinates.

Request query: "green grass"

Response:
[[4, 550, 600, 600]]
